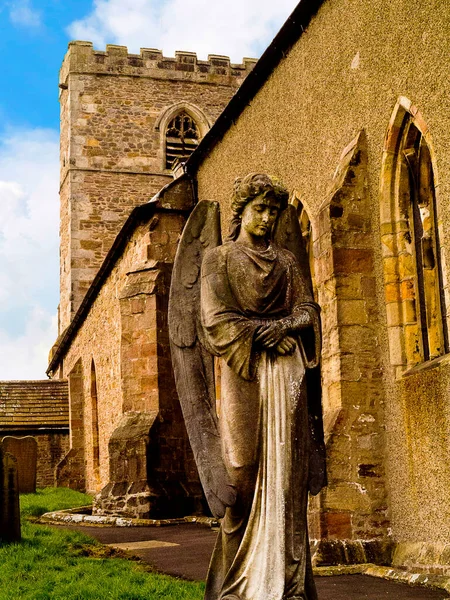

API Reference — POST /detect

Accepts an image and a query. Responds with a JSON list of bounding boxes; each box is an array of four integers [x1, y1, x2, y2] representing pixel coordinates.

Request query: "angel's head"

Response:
[[228, 173, 289, 241]]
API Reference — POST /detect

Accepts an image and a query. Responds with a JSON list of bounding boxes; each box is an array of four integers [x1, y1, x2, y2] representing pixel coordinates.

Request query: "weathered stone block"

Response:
[[383, 256, 399, 283], [56, 448, 86, 492], [337, 299, 367, 325], [320, 511, 353, 539], [400, 279, 415, 301], [327, 458, 353, 481], [386, 301, 402, 327], [333, 248, 374, 275], [323, 482, 372, 512], [312, 539, 394, 567], [385, 282, 401, 303], [314, 539, 347, 565], [334, 274, 361, 299]]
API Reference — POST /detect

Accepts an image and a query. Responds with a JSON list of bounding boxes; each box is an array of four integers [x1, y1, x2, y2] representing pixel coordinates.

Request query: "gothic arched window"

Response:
[[90, 359, 100, 481], [381, 98, 448, 369], [290, 191, 316, 296], [165, 111, 200, 169], [400, 122, 448, 361]]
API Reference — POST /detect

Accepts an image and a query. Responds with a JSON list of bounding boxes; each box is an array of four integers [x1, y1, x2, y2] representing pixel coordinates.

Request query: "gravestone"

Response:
[[0, 443, 21, 543], [2, 436, 37, 493]]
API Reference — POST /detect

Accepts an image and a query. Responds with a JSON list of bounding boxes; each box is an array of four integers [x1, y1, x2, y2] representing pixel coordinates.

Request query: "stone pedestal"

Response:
[[93, 412, 156, 518], [94, 411, 200, 519]]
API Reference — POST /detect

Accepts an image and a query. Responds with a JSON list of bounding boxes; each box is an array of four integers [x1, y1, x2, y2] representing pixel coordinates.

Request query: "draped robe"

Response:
[[200, 241, 321, 600]]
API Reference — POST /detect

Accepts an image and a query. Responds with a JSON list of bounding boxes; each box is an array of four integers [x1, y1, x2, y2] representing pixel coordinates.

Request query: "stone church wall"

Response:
[[35, 433, 70, 487], [59, 41, 255, 332], [194, 0, 450, 567], [57, 219, 152, 492], [52, 179, 202, 517]]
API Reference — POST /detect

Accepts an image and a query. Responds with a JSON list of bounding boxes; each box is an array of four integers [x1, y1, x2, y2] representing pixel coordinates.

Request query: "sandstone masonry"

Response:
[[59, 41, 255, 333], [49, 177, 205, 517]]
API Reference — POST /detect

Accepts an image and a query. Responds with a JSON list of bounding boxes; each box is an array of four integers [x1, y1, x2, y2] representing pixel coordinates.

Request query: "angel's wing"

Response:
[[273, 203, 313, 295], [168, 201, 236, 518], [274, 204, 321, 366], [273, 203, 327, 495]]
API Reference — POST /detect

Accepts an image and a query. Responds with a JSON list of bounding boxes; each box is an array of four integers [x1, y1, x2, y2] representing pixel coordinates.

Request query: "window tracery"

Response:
[[165, 111, 200, 169]]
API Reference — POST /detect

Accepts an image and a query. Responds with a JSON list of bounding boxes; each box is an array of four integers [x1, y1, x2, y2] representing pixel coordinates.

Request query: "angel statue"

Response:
[[169, 173, 326, 600]]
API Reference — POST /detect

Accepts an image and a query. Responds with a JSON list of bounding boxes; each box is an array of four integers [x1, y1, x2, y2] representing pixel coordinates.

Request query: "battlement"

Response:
[[59, 41, 257, 88]]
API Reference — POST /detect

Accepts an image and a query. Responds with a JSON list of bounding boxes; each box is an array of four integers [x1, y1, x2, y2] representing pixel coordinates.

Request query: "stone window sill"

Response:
[[401, 352, 450, 378]]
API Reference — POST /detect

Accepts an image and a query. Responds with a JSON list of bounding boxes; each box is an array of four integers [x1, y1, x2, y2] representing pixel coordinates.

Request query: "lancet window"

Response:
[[290, 192, 316, 294], [382, 101, 449, 369], [399, 122, 448, 360], [165, 111, 200, 169], [90, 360, 100, 479]]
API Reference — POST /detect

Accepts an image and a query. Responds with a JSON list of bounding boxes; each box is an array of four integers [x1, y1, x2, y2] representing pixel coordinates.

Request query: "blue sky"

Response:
[[0, 0, 298, 378], [0, 1, 93, 130]]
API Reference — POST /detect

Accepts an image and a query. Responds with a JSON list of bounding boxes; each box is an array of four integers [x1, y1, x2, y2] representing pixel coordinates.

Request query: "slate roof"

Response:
[[0, 380, 69, 431]]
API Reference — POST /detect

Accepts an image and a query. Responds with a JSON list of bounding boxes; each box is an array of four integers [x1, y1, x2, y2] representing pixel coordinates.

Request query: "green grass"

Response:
[[20, 487, 93, 518], [0, 489, 204, 600]]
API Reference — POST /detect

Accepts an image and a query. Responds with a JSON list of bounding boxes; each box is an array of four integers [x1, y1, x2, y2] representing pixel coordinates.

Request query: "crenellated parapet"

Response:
[[59, 41, 257, 88]]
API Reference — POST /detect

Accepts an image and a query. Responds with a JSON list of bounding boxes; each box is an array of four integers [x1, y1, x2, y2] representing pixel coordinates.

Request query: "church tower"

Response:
[[58, 41, 255, 333]]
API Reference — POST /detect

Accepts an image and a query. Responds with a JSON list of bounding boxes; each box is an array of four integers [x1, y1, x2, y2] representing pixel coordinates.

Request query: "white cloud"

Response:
[[8, 0, 41, 28], [67, 0, 298, 62], [0, 309, 57, 380], [0, 128, 59, 379]]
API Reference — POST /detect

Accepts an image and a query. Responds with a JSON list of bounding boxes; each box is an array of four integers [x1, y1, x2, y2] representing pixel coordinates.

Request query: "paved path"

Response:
[[56, 522, 449, 599]]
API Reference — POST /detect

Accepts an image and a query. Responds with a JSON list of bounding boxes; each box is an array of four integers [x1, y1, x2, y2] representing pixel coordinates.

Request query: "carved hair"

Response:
[[228, 173, 289, 241]]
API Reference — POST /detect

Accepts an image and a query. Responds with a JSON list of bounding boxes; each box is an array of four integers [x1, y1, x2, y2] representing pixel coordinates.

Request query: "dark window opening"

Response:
[[165, 112, 200, 170], [90, 360, 100, 479], [293, 197, 316, 299], [402, 123, 448, 360]]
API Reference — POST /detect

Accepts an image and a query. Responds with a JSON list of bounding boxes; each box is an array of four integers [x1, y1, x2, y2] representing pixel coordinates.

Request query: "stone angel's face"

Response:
[[241, 193, 280, 239]]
